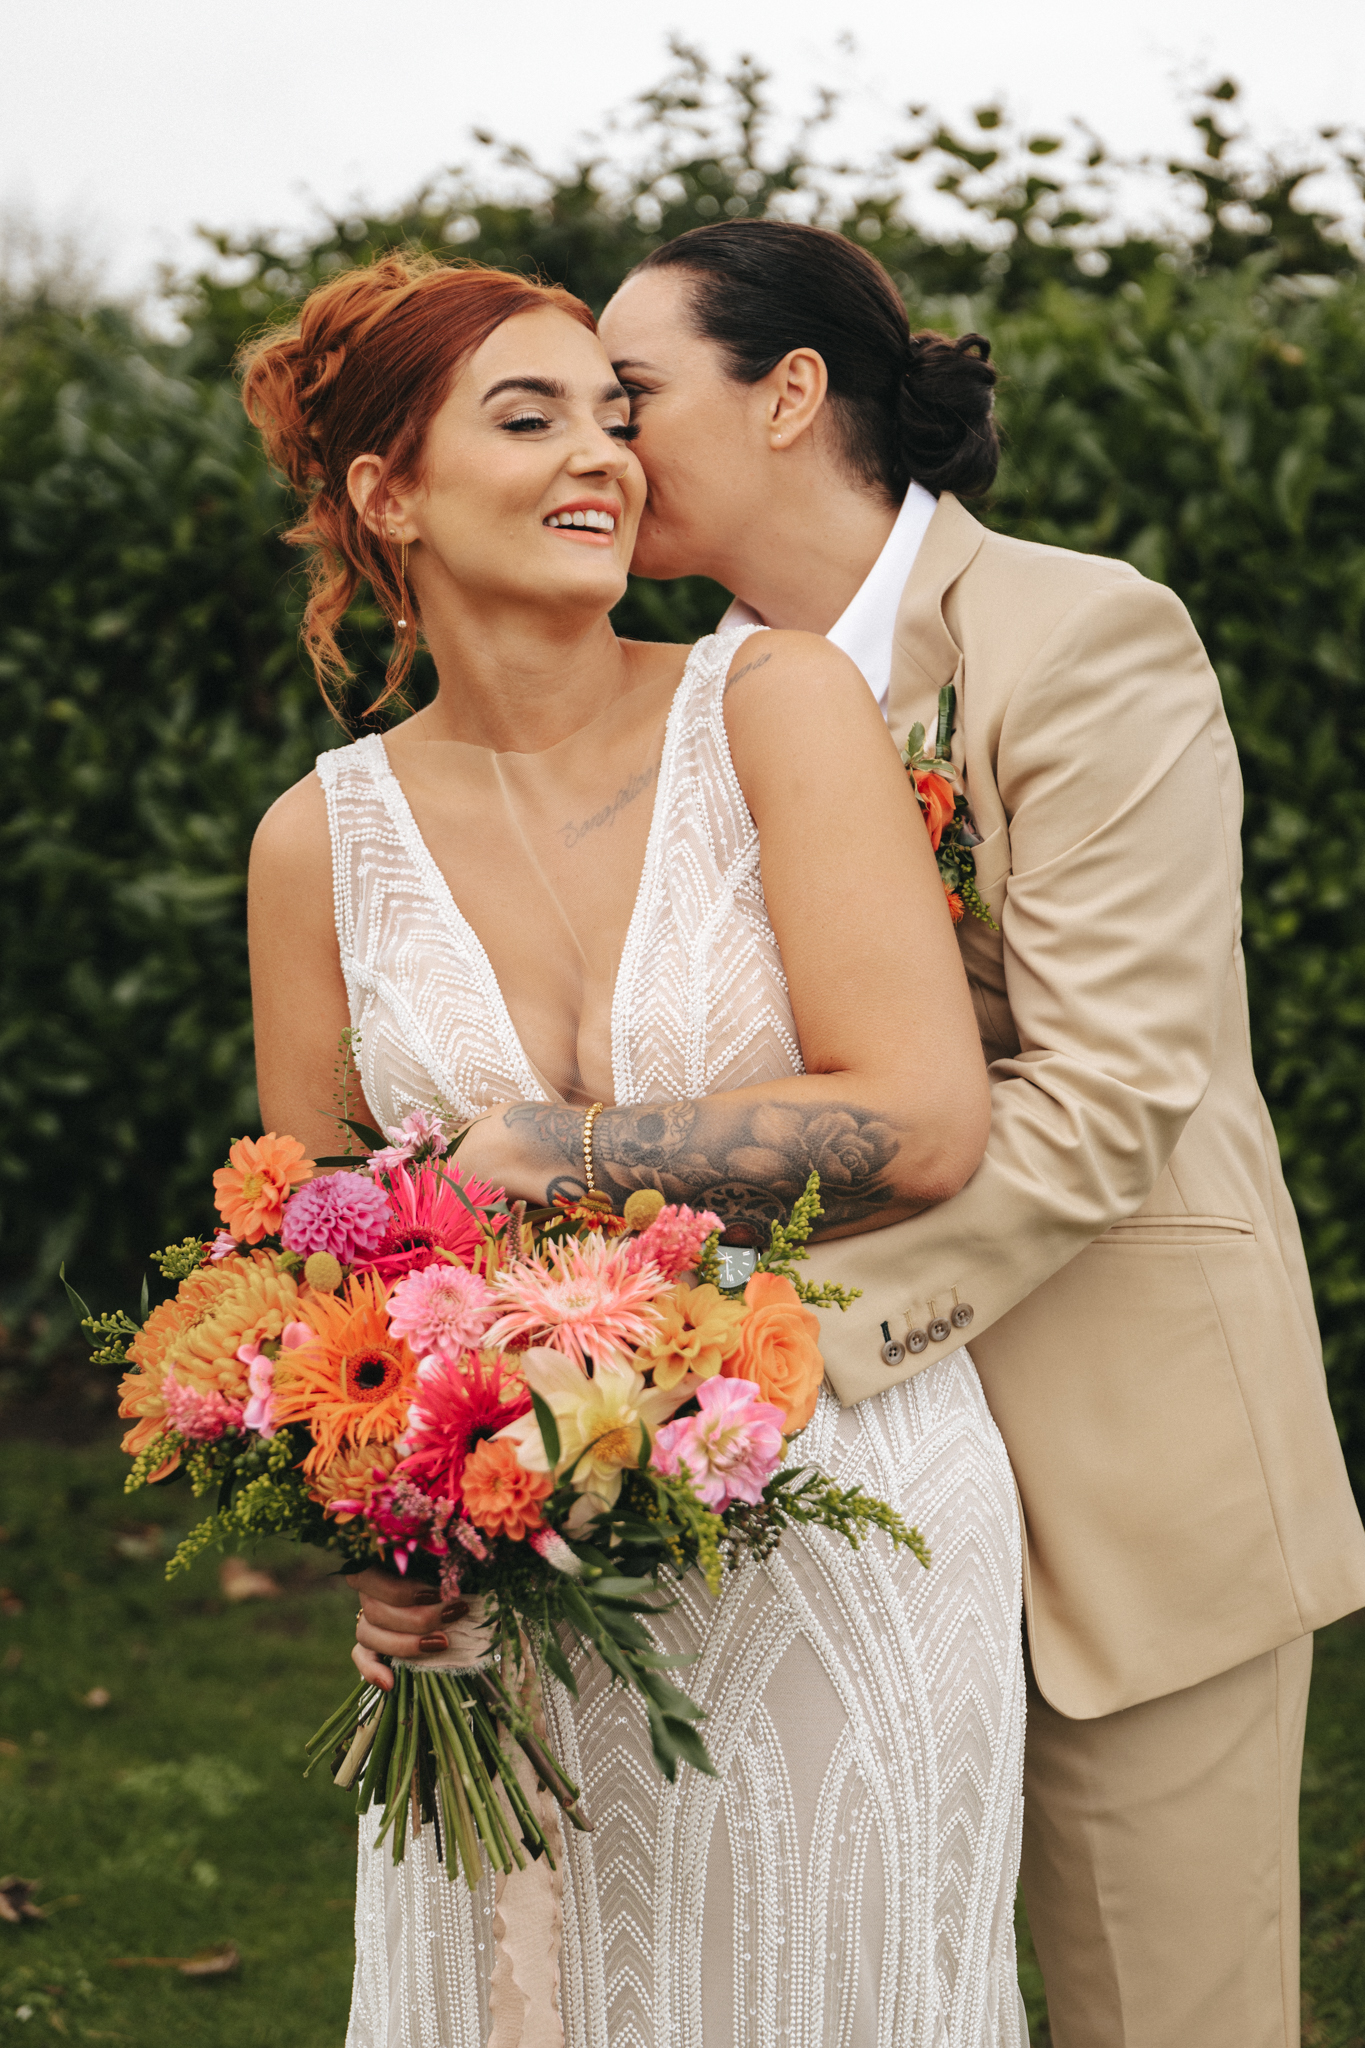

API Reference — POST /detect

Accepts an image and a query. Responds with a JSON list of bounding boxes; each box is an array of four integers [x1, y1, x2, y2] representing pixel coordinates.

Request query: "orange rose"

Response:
[[212, 1132, 314, 1244], [913, 769, 955, 852], [722, 1273, 825, 1434], [461, 1438, 552, 1542]]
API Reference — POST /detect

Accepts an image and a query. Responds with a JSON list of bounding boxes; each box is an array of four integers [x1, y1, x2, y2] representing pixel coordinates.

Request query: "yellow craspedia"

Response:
[[623, 1188, 666, 1232], [303, 1251, 344, 1293]]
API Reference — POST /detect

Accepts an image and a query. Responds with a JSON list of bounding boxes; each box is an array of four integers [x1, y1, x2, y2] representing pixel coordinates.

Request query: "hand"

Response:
[[450, 1101, 546, 1204], [345, 1566, 468, 1692]]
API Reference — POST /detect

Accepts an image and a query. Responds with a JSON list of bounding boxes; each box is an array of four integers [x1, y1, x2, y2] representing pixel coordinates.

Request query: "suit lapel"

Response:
[[886, 493, 987, 760]]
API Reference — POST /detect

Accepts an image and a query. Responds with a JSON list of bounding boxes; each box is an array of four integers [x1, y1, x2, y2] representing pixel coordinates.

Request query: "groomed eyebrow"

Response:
[[480, 376, 630, 406]]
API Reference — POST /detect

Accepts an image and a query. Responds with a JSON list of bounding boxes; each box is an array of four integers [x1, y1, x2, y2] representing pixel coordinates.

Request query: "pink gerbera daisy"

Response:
[[387, 1263, 497, 1363], [484, 1234, 664, 1370], [356, 1162, 505, 1283], [396, 1352, 531, 1506]]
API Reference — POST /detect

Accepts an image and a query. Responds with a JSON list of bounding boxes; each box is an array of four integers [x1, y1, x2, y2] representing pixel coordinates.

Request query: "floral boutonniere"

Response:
[[902, 684, 998, 930]]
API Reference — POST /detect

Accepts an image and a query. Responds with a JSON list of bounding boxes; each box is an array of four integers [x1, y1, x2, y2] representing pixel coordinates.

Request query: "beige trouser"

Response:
[[1020, 1633, 1313, 2048]]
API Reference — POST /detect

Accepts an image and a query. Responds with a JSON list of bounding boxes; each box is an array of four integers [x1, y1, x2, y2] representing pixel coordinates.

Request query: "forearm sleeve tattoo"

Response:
[[506, 1098, 902, 1239]]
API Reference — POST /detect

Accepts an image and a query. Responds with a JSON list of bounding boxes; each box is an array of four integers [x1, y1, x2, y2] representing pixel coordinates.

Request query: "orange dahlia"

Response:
[[118, 1253, 304, 1465], [273, 1272, 419, 1475], [461, 1438, 551, 1542], [213, 1132, 314, 1244]]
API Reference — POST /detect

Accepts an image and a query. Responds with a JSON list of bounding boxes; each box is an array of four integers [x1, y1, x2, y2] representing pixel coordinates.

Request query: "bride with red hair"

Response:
[[240, 252, 1024, 2046]]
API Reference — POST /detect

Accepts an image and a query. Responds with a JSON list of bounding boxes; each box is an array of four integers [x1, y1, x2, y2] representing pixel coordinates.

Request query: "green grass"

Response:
[[1, 1430, 1363, 2043]]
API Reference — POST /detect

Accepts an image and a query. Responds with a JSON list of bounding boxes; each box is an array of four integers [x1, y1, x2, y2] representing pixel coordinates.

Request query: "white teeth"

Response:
[[545, 510, 617, 533]]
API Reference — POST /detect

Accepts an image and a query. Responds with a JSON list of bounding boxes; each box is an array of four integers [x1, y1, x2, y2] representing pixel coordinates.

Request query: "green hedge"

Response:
[[3, 58, 1364, 1494]]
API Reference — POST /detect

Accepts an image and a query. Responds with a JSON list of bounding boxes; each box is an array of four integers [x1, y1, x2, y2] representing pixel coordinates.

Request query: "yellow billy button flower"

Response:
[[638, 1282, 747, 1391]]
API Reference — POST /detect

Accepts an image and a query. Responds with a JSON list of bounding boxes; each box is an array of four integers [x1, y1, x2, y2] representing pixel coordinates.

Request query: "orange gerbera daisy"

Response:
[[273, 1272, 419, 1475], [213, 1132, 314, 1244]]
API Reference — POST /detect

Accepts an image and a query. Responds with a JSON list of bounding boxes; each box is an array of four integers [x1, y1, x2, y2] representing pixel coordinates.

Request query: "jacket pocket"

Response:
[[1094, 1213, 1255, 1247], [970, 824, 1011, 895]]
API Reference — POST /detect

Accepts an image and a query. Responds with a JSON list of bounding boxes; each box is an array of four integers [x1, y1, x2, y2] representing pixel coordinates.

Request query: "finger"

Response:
[[357, 1614, 449, 1660], [358, 1594, 466, 1633], [352, 1641, 393, 1690], [345, 1568, 432, 1609]]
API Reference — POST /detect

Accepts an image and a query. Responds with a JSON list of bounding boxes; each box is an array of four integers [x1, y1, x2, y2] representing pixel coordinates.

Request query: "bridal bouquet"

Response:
[[73, 1114, 925, 1889]]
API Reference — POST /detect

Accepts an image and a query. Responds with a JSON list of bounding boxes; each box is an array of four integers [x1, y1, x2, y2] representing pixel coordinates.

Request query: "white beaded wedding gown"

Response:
[[319, 628, 1028, 2048]]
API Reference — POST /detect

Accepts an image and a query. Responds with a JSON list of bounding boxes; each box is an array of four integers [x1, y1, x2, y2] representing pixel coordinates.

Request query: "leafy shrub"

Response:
[[3, 53, 1365, 1498]]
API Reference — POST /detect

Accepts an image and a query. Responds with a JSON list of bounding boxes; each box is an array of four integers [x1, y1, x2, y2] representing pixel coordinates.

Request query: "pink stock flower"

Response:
[[207, 1230, 238, 1264], [651, 1376, 786, 1510], [368, 1110, 448, 1173], [281, 1172, 391, 1265], [387, 1264, 496, 1364], [625, 1204, 723, 1283], [358, 1162, 504, 1283], [485, 1234, 664, 1369], [161, 1370, 244, 1442], [454, 1519, 490, 1561], [358, 1474, 453, 1573], [237, 1320, 311, 1438]]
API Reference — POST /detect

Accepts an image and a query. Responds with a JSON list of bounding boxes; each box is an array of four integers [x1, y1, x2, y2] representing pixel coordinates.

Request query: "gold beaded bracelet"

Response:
[[582, 1101, 605, 1195]]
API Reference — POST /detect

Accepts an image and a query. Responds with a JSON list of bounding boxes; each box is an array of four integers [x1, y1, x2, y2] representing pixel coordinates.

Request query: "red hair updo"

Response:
[[238, 252, 596, 714]]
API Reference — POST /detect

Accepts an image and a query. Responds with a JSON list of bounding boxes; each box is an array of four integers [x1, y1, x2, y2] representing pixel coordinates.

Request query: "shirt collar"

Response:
[[718, 481, 938, 717]]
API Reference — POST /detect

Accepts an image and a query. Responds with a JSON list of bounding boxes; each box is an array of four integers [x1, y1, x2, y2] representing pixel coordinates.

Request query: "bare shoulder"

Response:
[[249, 767, 331, 889], [724, 628, 881, 720]]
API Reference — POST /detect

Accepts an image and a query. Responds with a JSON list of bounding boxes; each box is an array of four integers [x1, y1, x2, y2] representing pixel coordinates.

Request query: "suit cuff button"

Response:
[[928, 1318, 952, 1343], [906, 1329, 929, 1354], [880, 1337, 907, 1367], [950, 1304, 974, 1329]]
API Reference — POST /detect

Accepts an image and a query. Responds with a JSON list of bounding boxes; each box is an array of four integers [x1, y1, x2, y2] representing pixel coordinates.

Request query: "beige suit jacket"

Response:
[[803, 492, 1365, 1719]]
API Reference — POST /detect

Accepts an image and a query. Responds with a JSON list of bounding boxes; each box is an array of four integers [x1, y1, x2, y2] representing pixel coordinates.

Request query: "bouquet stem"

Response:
[[304, 1656, 586, 1889]]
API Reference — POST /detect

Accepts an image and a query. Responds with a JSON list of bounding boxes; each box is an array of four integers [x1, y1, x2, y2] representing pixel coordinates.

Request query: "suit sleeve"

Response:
[[808, 573, 1245, 1381]]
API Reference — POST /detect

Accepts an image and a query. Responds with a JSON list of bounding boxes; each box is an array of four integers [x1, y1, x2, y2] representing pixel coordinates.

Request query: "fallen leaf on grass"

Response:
[[2, 1646, 22, 1671], [81, 1688, 111, 1710], [0, 1586, 25, 1617], [219, 1558, 281, 1602], [0, 1875, 46, 1922], [109, 1942, 239, 1976], [0, 1738, 19, 1757], [111, 1525, 163, 1562]]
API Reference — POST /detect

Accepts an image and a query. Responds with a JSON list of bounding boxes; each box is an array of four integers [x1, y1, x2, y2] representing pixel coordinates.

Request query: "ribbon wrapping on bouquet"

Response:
[[395, 1604, 565, 2048]]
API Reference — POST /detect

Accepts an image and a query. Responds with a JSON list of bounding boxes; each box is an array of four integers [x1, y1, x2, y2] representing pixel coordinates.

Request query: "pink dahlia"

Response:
[[161, 1371, 244, 1442], [626, 1204, 723, 1283], [651, 1375, 786, 1510], [484, 1234, 665, 1370], [387, 1263, 496, 1364], [358, 1162, 505, 1283], [397, 1352, 531, 1506], [282, 1172, 390, 1264]]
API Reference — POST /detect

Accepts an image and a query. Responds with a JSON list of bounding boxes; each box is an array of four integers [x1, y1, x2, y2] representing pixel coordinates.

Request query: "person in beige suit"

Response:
[[598, 220, 1365, 2048]]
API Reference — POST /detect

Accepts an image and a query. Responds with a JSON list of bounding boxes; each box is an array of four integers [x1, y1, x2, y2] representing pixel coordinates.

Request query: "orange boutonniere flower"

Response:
[[913, 768, 956, 852], [212, 1133, 314, 1243], [722, 1272, 825, 1435]]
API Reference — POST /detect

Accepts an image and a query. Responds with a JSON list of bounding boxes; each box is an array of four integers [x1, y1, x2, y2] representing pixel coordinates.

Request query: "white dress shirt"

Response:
[[718, 479, 938, 721]]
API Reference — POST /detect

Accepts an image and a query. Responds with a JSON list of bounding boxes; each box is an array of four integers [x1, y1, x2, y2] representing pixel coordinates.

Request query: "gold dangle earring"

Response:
[[395, 540, 409, 631]]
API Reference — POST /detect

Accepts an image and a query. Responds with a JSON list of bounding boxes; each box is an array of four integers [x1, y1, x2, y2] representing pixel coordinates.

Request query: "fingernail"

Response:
[[439, 1600, 467, 1622], [418, 1632, 448, 1652]]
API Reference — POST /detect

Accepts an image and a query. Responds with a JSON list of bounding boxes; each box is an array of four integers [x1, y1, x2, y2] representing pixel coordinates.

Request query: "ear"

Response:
[[763, 347, 829, 452], [347, 454, 417, 542]]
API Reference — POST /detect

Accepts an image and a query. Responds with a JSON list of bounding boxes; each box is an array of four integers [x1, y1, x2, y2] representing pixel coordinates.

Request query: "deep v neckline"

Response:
[[365, 643, 707, 1108]]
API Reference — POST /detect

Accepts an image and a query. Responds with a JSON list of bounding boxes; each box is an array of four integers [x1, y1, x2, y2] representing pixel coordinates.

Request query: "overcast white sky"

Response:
[[3, 0, 1361, 303]]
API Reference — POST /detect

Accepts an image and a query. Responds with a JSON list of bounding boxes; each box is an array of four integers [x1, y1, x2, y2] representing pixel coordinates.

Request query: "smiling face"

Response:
[[358, 305, 646, 625], [598, 268, 769, 583]]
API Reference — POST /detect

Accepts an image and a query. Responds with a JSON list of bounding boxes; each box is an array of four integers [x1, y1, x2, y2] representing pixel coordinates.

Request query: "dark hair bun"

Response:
[[897, 332, 998, 498]]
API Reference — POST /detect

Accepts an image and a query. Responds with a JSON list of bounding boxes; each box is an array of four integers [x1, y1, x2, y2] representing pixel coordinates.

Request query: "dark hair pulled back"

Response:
[[631, 220, 998, 501]]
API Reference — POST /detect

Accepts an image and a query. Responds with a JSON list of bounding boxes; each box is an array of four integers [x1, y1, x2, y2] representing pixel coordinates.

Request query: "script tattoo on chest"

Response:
[[558, 758, 660, 851]]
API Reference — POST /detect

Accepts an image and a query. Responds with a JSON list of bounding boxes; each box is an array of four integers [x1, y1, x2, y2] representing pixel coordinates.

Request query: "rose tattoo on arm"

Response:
[[508, 1098, 902, 1239]]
